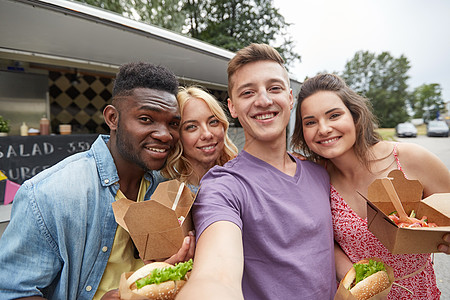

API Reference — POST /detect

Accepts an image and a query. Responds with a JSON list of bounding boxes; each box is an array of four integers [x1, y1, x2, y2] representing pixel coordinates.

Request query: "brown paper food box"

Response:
[[365, 170, 450, 254], [334, 257, 394, 300], [112, 179, 196, 261]]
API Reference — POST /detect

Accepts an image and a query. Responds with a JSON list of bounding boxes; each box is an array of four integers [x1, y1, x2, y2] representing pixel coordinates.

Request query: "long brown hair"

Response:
[[291, 73, 381, 169]]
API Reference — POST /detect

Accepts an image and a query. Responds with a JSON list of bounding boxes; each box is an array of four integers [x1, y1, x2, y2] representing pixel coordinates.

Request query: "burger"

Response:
[[342, 259, 390, 300], [125, 259, 193, 299]]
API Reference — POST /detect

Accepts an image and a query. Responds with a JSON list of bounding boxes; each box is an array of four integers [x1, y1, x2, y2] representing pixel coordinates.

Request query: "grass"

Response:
[[376, 128, 396, 141], [376, 124, 426, 141]]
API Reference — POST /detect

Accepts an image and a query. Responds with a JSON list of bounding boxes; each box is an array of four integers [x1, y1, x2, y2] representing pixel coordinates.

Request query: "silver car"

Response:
[[426, 120, 449, 137], [395, 122, 417, 137]]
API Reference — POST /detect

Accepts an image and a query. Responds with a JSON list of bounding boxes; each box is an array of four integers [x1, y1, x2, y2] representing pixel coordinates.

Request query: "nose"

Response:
[[318, 121, 332, 135], [200, 126, 213, 141], [255, 91, 273, 107], [152, 124, 174, 143]]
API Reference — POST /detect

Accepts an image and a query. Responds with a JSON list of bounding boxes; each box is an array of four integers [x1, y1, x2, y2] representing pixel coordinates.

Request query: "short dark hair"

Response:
[[112, 62, 179, 99]]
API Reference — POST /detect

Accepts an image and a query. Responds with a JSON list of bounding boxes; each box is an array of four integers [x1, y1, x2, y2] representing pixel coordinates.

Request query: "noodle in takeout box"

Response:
[[112, 179, 197, 261], [362, 169, 450, 254]]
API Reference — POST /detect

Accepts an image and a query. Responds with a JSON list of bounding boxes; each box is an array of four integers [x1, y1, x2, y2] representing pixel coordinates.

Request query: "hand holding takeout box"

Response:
[[112, 180, 196, 261], [365, 170, 450, 254]]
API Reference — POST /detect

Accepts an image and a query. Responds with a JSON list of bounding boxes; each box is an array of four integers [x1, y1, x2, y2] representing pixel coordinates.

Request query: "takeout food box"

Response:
[[112, 179, 195, 260], [366, 170, 450, 254]]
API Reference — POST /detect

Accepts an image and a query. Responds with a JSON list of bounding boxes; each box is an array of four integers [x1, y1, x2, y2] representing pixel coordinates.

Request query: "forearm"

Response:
[[334, 242, 353, 282], [177, 221, 244, 299], [176, 276, 243, 300]]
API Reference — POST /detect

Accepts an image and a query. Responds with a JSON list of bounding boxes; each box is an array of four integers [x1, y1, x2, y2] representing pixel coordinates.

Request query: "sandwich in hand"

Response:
[[341, 259, 390, 300], [125, 259, 193, 299]]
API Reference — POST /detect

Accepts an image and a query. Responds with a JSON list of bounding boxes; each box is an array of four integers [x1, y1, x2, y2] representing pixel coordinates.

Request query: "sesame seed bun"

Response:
[[342, 260, 390, 300], [127, 262, 187, 300]]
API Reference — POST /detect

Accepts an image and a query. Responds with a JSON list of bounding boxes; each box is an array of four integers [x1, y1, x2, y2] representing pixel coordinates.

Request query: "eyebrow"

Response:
[[181, 115, 215, 126], [235, 78, 286, 93], [325, 108, 341, 114], [302, 108, 341, 120], [138, 105, 181, 120]]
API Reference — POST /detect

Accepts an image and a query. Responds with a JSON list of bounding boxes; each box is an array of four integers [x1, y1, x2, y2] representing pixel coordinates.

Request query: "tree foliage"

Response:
[[79, 0, 126, 15], [410, 83, 445, 122], [183, 0, 300, 67], [132, 0, 186, 32], [341, 51, 411, 128], [75, 0, 300, 68]]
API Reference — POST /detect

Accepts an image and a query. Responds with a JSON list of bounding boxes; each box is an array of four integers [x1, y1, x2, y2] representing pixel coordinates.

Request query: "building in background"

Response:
[[0, 0, 301, 232]]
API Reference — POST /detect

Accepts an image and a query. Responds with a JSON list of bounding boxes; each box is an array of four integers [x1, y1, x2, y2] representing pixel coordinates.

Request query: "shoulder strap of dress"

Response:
[[393, 143, 408, 178]]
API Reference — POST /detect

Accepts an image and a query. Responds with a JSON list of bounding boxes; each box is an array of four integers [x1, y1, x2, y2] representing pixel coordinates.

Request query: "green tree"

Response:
[[183, 0, 300, 67], [78, 0, 126, 15], [75, 0, 300, 68], [410, 83, 445, 122], [341, 51, 411, 128], [132, 0, 186, 32], [76, 0, 186, 32]]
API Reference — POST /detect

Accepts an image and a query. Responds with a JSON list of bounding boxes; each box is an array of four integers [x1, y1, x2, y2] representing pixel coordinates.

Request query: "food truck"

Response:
[[0, 0, 301, 235]]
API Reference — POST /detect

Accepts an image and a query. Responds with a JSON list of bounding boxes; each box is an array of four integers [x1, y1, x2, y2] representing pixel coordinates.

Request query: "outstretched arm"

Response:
[[176, 221, 244, 300], [397, 143, 450, 254], [397, 143, 450, 197]]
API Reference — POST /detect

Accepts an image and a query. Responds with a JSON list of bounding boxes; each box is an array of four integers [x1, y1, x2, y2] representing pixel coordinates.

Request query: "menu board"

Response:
[[0, 134, 98, 185]]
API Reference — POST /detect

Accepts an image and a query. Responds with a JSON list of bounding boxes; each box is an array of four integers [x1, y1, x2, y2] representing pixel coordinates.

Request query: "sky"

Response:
[[273, 0, 450, 101]]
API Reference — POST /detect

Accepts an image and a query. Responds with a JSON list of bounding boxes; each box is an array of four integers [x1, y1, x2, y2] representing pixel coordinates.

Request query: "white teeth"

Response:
[[200, 146, 214, 150], [320, 137, 339, 144], [255, 113, 274, 120], [147, 147, 166, 153]]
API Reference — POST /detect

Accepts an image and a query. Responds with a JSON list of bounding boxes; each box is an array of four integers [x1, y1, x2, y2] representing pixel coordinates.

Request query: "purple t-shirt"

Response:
[[193, 151, 336, 300]]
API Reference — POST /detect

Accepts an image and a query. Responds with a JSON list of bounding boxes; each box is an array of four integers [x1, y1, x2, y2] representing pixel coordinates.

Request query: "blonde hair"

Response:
[[160, 86, 238, 182]]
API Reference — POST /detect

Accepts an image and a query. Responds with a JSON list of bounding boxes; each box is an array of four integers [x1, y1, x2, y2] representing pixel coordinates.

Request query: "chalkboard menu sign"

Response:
[[0, 134, 99, 185]]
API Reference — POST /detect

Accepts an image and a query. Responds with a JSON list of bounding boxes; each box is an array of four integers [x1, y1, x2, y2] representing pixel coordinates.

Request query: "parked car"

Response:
[[426, 120, 449, 137], [395, 122, 417, 137]]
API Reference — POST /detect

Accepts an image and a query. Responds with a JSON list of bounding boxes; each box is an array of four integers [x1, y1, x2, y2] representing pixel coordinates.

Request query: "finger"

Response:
[[186, 231, 196, 260], [438, 233, 450, 254], [164, 235, 191, 265], [143, 259, 156, 264], [100, 289, 120, 300], [437, 243, 449, 254]]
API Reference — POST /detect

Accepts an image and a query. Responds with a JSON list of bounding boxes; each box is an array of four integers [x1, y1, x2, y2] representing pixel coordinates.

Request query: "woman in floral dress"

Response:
[[291, 73, 450, 299]]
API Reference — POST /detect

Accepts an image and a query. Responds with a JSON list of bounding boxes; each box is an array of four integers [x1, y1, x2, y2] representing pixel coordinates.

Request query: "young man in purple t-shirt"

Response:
[[177, 43, 336, 300]]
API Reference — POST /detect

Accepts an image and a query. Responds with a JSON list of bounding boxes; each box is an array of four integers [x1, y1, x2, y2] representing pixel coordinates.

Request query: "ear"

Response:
[[103, 104, 119, 131], [289, 89, 294, 110], [227, 98, 238, 119]]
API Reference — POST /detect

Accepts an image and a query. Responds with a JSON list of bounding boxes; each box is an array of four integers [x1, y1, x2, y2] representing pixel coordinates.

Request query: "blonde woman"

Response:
[[161, 86, 238, 193]]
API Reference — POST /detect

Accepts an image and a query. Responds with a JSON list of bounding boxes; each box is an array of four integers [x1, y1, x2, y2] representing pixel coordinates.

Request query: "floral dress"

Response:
[[331, 144, 441, 299]]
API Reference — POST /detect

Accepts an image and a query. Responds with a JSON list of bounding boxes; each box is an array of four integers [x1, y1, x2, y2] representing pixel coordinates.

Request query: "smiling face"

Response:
[[107, 88, 180, 173], [227, 60, 293, 148], [180, 97, 225, 171], [301, 91, 356, 160]]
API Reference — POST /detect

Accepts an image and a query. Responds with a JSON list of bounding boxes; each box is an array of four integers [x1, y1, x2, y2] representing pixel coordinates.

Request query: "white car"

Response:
[[395, 122, 417, 137]]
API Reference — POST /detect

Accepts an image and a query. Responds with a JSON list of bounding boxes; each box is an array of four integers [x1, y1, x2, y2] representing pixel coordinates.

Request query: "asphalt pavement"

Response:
[[397, 136, 450, 299]]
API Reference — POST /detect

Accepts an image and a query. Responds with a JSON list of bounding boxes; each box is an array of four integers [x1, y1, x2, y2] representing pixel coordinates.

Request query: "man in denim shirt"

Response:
[[0, 62, 195, 300]]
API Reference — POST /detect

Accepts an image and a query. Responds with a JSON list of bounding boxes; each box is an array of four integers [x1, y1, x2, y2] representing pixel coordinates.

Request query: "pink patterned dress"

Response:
[[331, 145, 441, 299]]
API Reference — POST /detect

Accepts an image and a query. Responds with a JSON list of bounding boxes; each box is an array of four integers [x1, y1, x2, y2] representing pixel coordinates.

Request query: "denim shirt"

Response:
[[0, 135, 165, 299]]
